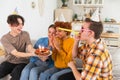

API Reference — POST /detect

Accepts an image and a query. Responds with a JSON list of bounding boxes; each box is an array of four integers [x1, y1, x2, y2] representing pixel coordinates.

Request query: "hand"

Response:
[[68, 61, 76, 69], [49, 34, 55, 49], [74, 33, 81, 41], [31, 52, 38, 57], [53, 37, 62, 51], [39, 56, 49, 62]]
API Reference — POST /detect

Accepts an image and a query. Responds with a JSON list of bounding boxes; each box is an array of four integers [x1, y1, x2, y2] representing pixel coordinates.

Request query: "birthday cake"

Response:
[[35, 48, 50, 56]]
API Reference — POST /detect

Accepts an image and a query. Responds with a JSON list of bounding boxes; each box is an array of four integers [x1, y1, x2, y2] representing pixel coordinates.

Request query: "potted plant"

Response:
[[61, 0, 69, 7], [73, 14, 78, 21]]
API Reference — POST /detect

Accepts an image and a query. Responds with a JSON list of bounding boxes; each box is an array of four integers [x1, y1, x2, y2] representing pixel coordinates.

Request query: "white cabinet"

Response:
[[54, 7, 73, 22], [101, 23, 120, 47]]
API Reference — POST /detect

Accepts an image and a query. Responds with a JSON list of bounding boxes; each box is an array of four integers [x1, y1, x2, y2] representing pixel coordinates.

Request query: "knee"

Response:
[[50, 74, 59, 80], [39, 72, 51, 80], [41, 72, 48, 75], [21, 67, 30, 75], [30, 68, 38, 75]]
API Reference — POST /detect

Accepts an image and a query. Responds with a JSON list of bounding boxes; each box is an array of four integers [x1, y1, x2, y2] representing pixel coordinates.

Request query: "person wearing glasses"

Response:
[[68, 18, 113, 80], [0, 14, 36, 80]]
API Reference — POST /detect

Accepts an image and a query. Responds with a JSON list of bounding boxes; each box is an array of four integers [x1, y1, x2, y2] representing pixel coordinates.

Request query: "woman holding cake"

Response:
[[39, 21, 74, 80], [20, 24, 56, 80]]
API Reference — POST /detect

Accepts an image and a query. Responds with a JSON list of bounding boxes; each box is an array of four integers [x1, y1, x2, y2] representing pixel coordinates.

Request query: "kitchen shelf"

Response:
[[101, 23, 120, 47], [73, 0, 104, 7]]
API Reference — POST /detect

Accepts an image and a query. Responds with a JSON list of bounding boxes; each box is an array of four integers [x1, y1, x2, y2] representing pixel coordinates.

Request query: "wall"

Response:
[[0, 0, 57, 40], [0, 0, 120, 40], [101, 0, 120, 22]]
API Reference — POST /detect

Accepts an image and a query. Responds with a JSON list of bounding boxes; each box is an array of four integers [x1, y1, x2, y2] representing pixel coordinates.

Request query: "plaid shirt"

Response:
[[77, 39, 113, 80]]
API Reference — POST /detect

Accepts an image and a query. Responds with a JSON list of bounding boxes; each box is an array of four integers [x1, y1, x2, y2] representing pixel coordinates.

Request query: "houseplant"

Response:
[[61, 0, 69, 7], [73, 14, 78, 21]]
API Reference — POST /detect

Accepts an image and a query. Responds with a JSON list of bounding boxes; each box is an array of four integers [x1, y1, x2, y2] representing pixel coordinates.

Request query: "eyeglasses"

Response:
[[80, 27, 92, 32]]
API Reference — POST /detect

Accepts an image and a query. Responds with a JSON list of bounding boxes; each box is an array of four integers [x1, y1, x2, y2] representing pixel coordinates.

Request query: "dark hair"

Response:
[[54, 21, 72, 35], [7, 14, 24, 26], [48, 24, 55, 30], [85, 18, 103, 39]]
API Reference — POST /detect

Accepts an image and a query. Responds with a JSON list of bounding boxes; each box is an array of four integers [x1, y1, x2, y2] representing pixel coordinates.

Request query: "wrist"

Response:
[[31, 52, 37, 56], [71, 66, 77, 71]]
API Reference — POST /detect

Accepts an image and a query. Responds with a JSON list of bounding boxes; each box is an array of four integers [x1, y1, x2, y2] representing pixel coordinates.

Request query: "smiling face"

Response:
[[9, 18, 23, 35], [54, 21, 71, 40], [48, 26, 56, 39], [55, 27, 67, 39]]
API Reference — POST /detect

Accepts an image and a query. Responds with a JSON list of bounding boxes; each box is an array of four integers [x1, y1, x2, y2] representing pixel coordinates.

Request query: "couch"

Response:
[[0, 40, 83, 80], [0, 46, 11, 80]]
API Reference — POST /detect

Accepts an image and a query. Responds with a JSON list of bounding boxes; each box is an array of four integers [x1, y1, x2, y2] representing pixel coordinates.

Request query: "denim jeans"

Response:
[[50, 68, 71, 80], [39, 67, 71, 80], [20, 62, 49, 80]]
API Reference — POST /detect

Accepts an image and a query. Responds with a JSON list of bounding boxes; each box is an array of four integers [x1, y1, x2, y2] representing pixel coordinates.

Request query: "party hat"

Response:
[[54, 17, 59, 22], [90, 8, 100, 22], [12, 7, 18, 15], [59, 13, 66, 22]]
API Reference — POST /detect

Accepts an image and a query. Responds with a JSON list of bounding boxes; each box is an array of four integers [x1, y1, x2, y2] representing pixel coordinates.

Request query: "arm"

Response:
[[1, 32, 36, 58], [72, 40, 79, 58], [81, 55, 102, 79], [68, 55, 102, 80], [49, 36, 58, 61], [72, 33, 81, 58], [11, 44, 36, 58], [27, 44, 35, 53], [68, 61, 81, 80], [11, 48, 36, 58]]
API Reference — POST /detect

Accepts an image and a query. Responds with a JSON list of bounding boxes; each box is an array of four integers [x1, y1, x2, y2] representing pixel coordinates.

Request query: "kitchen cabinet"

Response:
[[101, 22, 120, 47]]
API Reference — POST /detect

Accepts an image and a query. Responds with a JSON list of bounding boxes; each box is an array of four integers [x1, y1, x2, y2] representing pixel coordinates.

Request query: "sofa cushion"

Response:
[[0, 46, 5, 56]]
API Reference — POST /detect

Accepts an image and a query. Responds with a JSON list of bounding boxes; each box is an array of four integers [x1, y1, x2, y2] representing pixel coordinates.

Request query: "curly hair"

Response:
[[54, 21, 72, 35]]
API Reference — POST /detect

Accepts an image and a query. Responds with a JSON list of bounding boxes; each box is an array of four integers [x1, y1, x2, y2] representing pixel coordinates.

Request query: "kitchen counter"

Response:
[[101, 33, 120, 38]]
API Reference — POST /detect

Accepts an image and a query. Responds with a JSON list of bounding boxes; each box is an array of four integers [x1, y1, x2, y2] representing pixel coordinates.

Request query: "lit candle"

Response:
[[41, 46, 44, 51], [38, 45, 42, 51]]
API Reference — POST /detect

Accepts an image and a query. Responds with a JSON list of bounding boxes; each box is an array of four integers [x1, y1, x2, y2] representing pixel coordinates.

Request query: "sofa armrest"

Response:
[[0, 55, 6, 64]]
